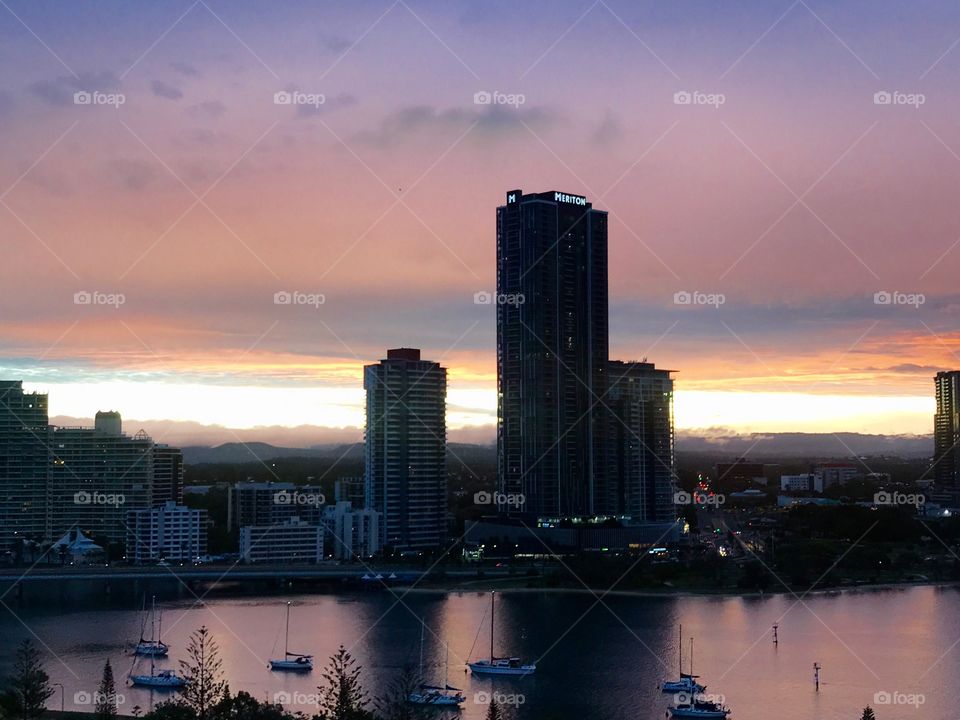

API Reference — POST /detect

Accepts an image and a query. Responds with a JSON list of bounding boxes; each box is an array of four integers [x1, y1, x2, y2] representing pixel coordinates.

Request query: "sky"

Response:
[[3, 0, 960, 445]]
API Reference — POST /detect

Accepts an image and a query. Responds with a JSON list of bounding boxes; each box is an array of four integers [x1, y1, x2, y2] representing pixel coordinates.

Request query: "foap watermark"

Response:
[[673, 290, 725, 308], [274, 290, 325, 308], [74, 490, 125, 506], [273, 490, 325, 507], [874, 491, 925, 508], [474, 490, 525, 508], [873, 690, 925, 708], [474, 290, 525, 306], [474, 90, 525, 108], [74, 691, 125, 707], [273, 691, 320, 707], [274, 90, 325, 108], [74, 90, 125, 108], [873, 290, 924, 308], [677, 692, 725, 707], [674, 90, 725, 108], [74, 290, 125, 308], [873, 91, 925, 109], [474, 691, 525, 708], [674, 490, 725, 507]]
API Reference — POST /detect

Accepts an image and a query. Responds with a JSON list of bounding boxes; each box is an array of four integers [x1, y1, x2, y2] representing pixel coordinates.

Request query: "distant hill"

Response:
[[183, 441, 494, 465], [675, 431, 932, 458]]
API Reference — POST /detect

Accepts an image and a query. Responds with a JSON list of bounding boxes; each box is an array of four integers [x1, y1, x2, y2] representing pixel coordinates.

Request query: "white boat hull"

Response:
[[407, 692, 465, 706], [669, 708, 729, 718], [129, 675, 187, 688], [468, 661, 536, 676], [269, 659, 313, 671]]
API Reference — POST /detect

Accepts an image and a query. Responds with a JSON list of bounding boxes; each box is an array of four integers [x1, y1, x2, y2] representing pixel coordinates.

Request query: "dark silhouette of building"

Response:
[[364, 348, 447, 550], [0, 381, 50, 546], [604, 361, 676, 522], [496, 190, 609, 518], [935, 370, 960, 494]]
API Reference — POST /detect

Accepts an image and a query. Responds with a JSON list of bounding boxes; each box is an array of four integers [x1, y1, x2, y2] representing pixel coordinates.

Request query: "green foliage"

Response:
[[316, 645, 373, 720], [485, 698, 503, 720], [178, 626, 228, 720], [95, 659, 119, 719], [0, 640, 54, 720]]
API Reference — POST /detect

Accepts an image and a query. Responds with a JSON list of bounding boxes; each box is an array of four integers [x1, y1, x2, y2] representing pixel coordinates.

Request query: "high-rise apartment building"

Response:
[[364, 348, 447, 550], [152, 445, 184, 505], [934, 371, 960, 493], [604, 361, 676, 522], [496, 190, 609, 518], [0, 381, 50, 545]]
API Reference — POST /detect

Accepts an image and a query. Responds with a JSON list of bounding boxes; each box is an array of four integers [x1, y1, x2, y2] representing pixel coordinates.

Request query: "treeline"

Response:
[[0, 630, 513, 720]]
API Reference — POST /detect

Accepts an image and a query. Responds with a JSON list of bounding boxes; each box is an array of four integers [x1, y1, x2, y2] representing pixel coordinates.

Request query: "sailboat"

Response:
[[668, 639, 730, 719], [407, 626, 465, 707], [133, 596, 169, 657], [128, 597, 187, 688], [269, 602, 313, 671], [661, 626, 705, 694], [467, 591, 536, 676]]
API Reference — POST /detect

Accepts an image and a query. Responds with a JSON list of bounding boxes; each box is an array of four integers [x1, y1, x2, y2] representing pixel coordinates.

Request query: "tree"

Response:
[[178, 626, 227, 720], [0, 640, 53, 720], [374, 665, 423, 720], [861, 707, 876, 720], [317, 645, 372, 720], [95, 660, 119, 719], [485, 697, 503, 720]]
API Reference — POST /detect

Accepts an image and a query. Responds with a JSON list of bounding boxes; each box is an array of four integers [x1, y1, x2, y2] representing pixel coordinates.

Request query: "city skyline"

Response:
[[5, 2, 960, 439]]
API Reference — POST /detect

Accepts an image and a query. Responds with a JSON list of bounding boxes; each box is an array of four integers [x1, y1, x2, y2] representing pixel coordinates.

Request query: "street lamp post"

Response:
[[53, 683, 64, 712]]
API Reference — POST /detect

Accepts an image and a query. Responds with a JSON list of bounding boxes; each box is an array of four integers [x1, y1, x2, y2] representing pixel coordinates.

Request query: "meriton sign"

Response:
[[554, 192, 587, 206]]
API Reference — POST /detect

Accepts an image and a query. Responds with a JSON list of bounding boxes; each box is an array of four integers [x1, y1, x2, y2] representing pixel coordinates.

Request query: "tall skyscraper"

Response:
[[364, 348, 447, 550], [0, 381, 50, 546], [497, 190, 609, 518], [604, 361, 676, 522], [934, 370, 960, 494]]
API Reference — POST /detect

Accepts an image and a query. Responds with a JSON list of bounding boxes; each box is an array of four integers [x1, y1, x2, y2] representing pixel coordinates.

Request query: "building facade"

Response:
[[126, 501, 207, 563], [239, 518, 324, 564], [604, 361, 676, 522], [0, 381, 50, 546], [935, 371, 960, 494], [496, 190, 609, 518], [152, 445, 184, 505], [227, 482, 325, 531], [49, 422, 154, 543], [321, 501, 381, 560], [364, 348, 447, 550]]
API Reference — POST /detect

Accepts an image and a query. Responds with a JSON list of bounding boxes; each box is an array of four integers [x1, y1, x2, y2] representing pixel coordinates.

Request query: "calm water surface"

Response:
[[1, 586, 956, 719]]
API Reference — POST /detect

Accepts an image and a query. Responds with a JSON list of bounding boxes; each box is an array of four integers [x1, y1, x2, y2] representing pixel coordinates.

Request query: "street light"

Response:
[[53, 683, 64, 712]]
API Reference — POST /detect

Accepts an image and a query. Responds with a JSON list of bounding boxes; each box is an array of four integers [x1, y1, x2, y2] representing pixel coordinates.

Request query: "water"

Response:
[[0, 586, 956, 719]]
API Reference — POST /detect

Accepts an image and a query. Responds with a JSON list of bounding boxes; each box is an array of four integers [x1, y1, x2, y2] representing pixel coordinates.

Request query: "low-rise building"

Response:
[[239, 517, 324, 564], [321, 501, 381, 560], [814, 463, 860, 493], [228, 482, 325, 531], [780, 473, 814, 492], [126, 501, 207, 564]]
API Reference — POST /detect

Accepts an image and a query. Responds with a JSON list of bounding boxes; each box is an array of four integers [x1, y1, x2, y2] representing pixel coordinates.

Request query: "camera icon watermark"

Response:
[[273, 290, 325, 308], [674, 490, 725, 507], [873, 90, 925, 109], [673, 90, 725, 108], [874, 491, 925, 508], [474, 290, 525, 306], [673, 290, 725, 308], [74, 290, 125, 308], [273, 490, 325, 506], [473, 90, 525, 108], [74, 690, 125, 706], [273, 691, 320, 706], [74, 490, 125, 506], [474, 490, 526, 508], [473, 691, 525, 707], [74, 91, 126, 108], [873, 290, 924, 308], [274, 90, 325, 108], [873, 690, 924, 708], [676, 691, 725, 707]]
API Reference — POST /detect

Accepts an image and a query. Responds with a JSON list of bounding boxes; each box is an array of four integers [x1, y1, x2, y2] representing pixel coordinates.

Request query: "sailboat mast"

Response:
[[678, 624, 682, 677], [284, 602, 290, 656], [489, 591, 495, 661], [419, 623, 424, 678], [689, 637, 694, 677]]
